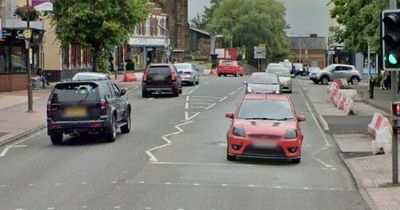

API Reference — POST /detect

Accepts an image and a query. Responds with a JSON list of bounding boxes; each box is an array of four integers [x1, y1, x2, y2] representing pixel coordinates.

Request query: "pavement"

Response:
[[297, 77, 400, 210], [0, 74, 369, 209]]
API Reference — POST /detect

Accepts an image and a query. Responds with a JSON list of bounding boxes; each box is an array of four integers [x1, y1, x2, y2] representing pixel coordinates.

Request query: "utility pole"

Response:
[[26, 0, 33, 112], [389, 0, 398, 185], [299, 35, 302, 63]]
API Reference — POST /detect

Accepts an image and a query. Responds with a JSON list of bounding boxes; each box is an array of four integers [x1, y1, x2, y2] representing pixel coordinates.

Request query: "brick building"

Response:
[[288, 36, 327, 69]]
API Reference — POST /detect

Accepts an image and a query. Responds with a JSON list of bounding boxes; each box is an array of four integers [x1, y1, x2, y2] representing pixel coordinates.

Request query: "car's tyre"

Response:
[[173, 90, 179, 97], [312, 80, 319, 84], [120, 111, 131, 134], [350, 76, 360, 85], [240, 74, 243, 77], [142, 90, 148, 98], [227, 153, 237, 161], [292, 158, 301, 164], [224, 74, 227, 77], [196, 80, 200, 85], [320, 76, 330, 85], [105, 116, 117, 143], [234, 72, 238, 77], [50, 133, 63, 145], [179, 86, 183, 94], [218, 74, 221, 77]]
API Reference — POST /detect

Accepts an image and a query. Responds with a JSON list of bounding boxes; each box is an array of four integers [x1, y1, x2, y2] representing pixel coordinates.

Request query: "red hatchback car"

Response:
[[225, 94, 306, 163], [217, 60, 244, 77]]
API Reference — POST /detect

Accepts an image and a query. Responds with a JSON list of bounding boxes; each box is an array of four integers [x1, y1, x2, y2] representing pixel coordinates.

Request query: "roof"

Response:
[[288, 36, 327, 50], [189, 27, 210, 37], [244, 94, 289, 101]]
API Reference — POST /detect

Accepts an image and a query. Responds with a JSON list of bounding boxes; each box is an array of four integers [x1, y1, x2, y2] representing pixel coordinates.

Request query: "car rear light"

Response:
[[90, 122, 101, 128], [50, 124, 61, 129], [47, 101, 58, 111], [172, 73, 178, 81], [142, 71, 148, 81], [100, 99, 108, 110]]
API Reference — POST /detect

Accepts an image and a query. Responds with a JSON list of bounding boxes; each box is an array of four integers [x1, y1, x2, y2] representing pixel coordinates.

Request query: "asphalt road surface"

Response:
[[0, 76, 369, 210]]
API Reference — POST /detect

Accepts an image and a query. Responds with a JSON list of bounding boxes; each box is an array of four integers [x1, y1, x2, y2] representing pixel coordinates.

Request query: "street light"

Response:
[[26, 0, 33, 112]]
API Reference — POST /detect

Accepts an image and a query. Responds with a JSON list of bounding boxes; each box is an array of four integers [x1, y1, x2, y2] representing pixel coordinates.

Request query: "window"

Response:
[[62, 46, 69, 69], [51, 83, 100, 103], [10, 45, 26, 73]]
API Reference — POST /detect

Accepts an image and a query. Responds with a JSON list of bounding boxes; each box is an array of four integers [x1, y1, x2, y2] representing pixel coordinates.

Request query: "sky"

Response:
[[188, 0, 330, 38]]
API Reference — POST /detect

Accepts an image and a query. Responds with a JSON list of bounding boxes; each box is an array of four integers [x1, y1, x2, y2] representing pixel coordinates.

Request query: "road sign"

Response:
[[24, 29, 32, 39], [254, 46, 266, 59]]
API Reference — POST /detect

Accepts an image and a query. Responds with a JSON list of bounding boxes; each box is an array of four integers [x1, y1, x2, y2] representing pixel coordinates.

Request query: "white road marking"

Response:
[[310, 146, 332, 168], [145, 121, 194, 162], [111, 181, 117, 184], [185, 112, 200, 121], [81, 206, 88, 209], [145, 207, 152, 210], [190, 98, 216, 102], [190, 96, 220, 99], [331, 167, 337, 170], [299, 85, 331, 147], [188, 89, 194, 95], [189, 106, 207, 109], [0, 132, 40, 158], [114, 206, 121, 209], [329, 188, 335, 191], [303, 187, 310, 190], [229, 90, 237, 95], [138, 181, 145, 184], [1, 185, 5, 187], [149, 161, 253, 167], [193, 183, 200, 186], [148, 98, 154, 101], [205, 103, 217, 110], [165, 182, 172, 185], [82, 182, 88, 185], [55, 183, 61, 186], [28, 184, 34, 186], [274, 186, 282, 189], [248, 184, 255, 187], [222, 184, 228, 186], [186, 96, 190, 101], [190, 102, 214, 106], [47, 207, 55, 210], [218, 96, 228, 102], [185, 103, 189, 110], [237, 86, 244, 91]]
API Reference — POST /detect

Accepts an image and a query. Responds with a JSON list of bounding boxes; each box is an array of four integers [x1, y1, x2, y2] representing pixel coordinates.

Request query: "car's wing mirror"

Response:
[[297, 115, 306, 122], [120, 88, 128, 96], [225, 113, 234, 119]]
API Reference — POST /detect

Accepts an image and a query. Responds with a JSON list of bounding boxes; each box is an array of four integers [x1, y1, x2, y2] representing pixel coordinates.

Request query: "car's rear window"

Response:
[[220, 60, 237, 66], [148, 66, 171, 76], [174, 64, 191, 70], [72, 75, 107, 81], [237, 99, 294, 120], [51, 83, 100, 103], [250, 74, 279, 84], [267, 68, 290, 77]]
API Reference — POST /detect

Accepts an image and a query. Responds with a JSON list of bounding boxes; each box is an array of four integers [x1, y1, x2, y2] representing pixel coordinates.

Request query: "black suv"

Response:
[[141, 63, 182, 97], [47, 80, 131, 145]]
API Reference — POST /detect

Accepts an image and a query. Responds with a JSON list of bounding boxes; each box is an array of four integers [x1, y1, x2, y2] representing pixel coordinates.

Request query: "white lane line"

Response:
[[190, 102, 213, 105], [185, 103, 189, 110], [218, 96, 228, 102], [47, 207, 55, 210], [222, 184, 228, 186], [148, 161, 253, 167], [188, 89, 194, 95], [185, 112, 200, 121], [186, 96, 190, 102], [299, 85, 331, 147], [310, 146, 332, 168], [145, 207, 152, 210], [189, 106, 207, 109], [236, 86, 244, 91], [193, 183, 200, 186], [190, 96, 220, 99], [189, 98, 216, 102], [165, 182, 172, 185], [205, 103, 217, 110], [114, 206, 121, 209], [229, 90, 237, 96], [248, 184, 255, 188], [138, 181, 145, 184], [0, 132, 40, 157], [303, 187, 310, 190], [274, 186, 282, 189], [81, 206, 88, 209], [145, 121, 194, 162], [148, 98, 154, 101]]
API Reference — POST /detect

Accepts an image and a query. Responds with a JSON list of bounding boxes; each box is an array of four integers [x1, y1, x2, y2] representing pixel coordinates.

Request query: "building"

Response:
[[288, 35, 327, 69], [0, 0, 44, 92], [128, 2, 169, 70]]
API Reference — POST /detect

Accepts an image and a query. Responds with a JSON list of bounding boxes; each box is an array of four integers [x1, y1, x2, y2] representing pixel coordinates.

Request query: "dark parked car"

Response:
[[141, 63, 182, 97], [47, 80, 131, 145]]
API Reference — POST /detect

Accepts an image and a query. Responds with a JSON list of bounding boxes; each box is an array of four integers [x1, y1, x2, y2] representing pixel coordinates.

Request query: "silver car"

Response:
[[245, 72, 282, 94], [266, 67, 293, 93], [174, 63, 199, 86], [309, 64, 362, 85]]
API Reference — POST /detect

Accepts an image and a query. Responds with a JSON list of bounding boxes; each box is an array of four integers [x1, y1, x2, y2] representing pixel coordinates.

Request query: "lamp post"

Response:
[[26, 0, 33, 112]]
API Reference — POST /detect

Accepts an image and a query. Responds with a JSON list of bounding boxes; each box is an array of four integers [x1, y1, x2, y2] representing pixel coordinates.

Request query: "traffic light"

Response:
[[392, 101, 400, 128], [382, 10, 400, 70]]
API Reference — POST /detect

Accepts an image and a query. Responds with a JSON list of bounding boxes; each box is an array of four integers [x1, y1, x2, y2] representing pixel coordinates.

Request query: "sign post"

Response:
[[254, 45, 266, 71]]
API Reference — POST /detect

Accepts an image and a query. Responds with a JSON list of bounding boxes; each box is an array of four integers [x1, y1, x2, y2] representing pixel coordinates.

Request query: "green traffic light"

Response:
[[389, 53, 398, 65]]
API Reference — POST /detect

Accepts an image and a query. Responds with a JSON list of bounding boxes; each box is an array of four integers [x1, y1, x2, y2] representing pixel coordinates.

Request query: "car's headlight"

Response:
[[247, 87, 252, 93], [284, 128, 297, 139], [275, 88, 281, 94], [232, 126, 246, 137]]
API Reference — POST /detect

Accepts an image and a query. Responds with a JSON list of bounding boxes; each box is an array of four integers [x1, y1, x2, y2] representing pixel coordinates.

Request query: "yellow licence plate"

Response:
[[64, 107, 87, 117], [154, 75, 165, 81]]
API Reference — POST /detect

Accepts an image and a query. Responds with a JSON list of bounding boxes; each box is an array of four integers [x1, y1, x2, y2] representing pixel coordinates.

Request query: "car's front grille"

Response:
[[248, 134, 281, 141], [243, 146, 286, 157]]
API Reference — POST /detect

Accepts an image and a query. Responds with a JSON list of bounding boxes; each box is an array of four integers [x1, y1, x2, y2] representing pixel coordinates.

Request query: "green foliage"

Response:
[[208, 0, 289, 63], [329, 0, 396, 53], [51, 0, 148, 72], [190, 0, 220, 29]]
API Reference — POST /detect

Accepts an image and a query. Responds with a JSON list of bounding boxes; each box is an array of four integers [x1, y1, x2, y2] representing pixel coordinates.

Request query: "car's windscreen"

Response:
[[73, 75, 105, 81], [237, 99, 294, 121], [147, 66, 171, 79], [268, 68, 290, 77], [220, 61, 237, 66], [250, 74, 279, 84], [51, 83, 99, 103]]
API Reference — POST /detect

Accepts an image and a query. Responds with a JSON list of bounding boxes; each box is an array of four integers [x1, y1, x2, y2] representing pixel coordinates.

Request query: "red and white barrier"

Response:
[[333, 79, 348, 89], [209, 68, 217, 76], [344, 97, 357, 115], [368, 112, 392, 155], [123, 72, 137, 82]]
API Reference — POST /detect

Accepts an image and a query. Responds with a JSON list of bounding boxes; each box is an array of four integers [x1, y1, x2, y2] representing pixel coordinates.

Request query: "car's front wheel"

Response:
[[50, 133, 63, 145], [320, 76, 330, 85], [120, 111, 131, 134], [350, 76, 360, 85]]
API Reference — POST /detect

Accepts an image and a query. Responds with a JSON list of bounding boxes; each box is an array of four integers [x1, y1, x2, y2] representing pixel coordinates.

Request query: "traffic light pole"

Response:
[[26, 0, 33, 112], [389, 0, 398, 185]]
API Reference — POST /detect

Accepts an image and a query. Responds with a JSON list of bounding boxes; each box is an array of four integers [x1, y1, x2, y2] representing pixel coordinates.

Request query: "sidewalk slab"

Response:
[[334, 134, 372, 153]]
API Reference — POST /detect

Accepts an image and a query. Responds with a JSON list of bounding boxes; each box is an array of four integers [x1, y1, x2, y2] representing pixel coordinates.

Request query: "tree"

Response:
[[208, 0, 289, 63], [52, 0, 148, 72], [330, 0, 391, 53], [190, 14, 207, 29], [190, 0, 220, 29]]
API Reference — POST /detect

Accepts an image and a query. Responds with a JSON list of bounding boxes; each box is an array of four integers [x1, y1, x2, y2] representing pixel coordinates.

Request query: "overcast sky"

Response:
[[188, 0, 329, 38]]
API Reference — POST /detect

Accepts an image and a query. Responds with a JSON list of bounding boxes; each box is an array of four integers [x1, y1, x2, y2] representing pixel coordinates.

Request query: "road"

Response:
[[0, 76, 369, 210]]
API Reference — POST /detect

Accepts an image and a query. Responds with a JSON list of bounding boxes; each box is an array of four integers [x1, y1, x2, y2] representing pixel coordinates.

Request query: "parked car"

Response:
[[141, 63, 182, 97], [309, 64, 362, 85], [174, 63, 199, 86], [217, 60, 244, 77], [265, 63, 285, 72], [266, 67, 293, 93], [245, 72, 281, 94], [72, 72, 111, 81], [225, 94, 306, 163], [47, 80, 131, 145], [293, 63, 306, 76]]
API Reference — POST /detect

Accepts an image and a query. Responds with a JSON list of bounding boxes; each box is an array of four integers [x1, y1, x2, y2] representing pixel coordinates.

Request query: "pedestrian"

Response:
[[380, 70, 391, 90], [36, 68, 49, 88]]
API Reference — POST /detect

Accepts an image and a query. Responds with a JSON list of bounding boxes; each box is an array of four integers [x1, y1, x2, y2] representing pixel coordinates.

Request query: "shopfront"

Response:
[[128, 37, 170, 71]]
